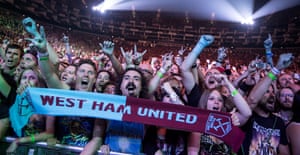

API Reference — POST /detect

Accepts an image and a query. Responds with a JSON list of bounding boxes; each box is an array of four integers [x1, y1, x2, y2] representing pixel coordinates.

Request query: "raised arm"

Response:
[[215, 47, 227, 67], [180, 35, 214, 94], [22, 17, 69, 89], [148, 52, 173, 96], [22, 17, 59, 65], [62, 34, 73, 64], [215, 73, 252, 126], [264, 34, 274, 67], [100, 41, 124, 75], [247, 53, 294, 110]]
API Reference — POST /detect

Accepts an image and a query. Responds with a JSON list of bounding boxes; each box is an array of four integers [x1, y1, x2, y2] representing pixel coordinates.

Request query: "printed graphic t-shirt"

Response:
[[239, 113, 288, 155], [55, 116, 94, 147]]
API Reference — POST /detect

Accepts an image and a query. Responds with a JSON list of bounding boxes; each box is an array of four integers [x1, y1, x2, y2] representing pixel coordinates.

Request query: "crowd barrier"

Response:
[[1, 137, 135, 155]]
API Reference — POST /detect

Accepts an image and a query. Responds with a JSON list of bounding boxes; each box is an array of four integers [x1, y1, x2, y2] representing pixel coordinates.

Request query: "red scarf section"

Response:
[[124, 97, 245, 152]]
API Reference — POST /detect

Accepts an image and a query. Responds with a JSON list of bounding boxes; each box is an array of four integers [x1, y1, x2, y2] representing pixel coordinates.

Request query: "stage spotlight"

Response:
[[241, 17, 254, 25], [92, 0, 125, 13]]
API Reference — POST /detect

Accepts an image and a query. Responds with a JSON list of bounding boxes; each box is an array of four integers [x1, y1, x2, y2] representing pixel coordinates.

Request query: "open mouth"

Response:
[[212, 107, 220, 111], [267, 97, 275, 104], [62, 76, 68, 81], [126, 83, 136, 96], [207, 77, 217, 85], [81, 78, 89, 86], [208, 80, 215, 84]]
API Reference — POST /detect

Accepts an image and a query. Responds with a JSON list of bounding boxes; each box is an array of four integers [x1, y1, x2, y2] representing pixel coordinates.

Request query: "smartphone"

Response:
[[255, 62, 266, 69]]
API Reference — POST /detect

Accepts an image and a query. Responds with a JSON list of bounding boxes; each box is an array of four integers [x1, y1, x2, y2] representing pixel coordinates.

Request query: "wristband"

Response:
[[157, 71, 164, 78], [38, 52, 49, 58], [271, 67, 280, 75], [30, 135, 35, 143], [39, 57, 49, 61], [126, 64, 135, 68], [267, 72, 277, 81], [266, 52, 273, 56], [231, 89, 238, 97]]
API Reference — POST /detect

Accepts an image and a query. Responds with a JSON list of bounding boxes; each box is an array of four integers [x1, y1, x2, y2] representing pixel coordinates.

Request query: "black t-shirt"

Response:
[[143, 126, 188, 155], [186, 84, 202, 108], [0, 71, 17, 118], [291, 90, 300, 122], [239, 112, 288, 155]]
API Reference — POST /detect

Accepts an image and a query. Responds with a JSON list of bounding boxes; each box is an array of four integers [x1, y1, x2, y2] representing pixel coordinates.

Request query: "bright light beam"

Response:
[[92, 0, 124, 13], [92, 0, 298, 24], [252, 0, 300, 19]]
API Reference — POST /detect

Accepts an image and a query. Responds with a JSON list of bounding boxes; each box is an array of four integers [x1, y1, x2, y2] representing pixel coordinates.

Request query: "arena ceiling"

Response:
[[1, 0, 300, 48], [1, 0, 300, 27]]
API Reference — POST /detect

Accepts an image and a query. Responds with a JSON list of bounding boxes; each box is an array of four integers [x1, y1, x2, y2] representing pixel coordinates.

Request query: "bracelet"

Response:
[[157, 71, 164, 78], [271, 67, 280, 75], [39, 57, 49, 61], [267, 72, 277, 81], [231, 89, 238, 97], [30, 135, 35, 143]]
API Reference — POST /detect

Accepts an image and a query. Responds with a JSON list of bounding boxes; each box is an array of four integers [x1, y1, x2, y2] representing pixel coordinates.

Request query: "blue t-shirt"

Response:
[[105, 120, 144, 154]]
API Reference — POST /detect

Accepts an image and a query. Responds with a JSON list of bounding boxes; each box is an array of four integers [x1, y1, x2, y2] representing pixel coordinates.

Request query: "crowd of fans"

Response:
[[0, 9, 300, 155]]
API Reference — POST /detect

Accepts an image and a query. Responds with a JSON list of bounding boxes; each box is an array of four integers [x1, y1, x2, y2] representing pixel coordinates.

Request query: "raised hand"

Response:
[[161, 52, 173, 72], [24, 25, 47, 53], [264, 34, 273, 49], [95, 52, 108, 63], [22, 17, 40, 38], [16, 81, 32, 94], [247, 60, 257, 73], [99, 41, 115, 56], [178, 46, 186, 56], [132, 44, 147, 65], [275, 53, 294, 70], [217, 47, 227, 62], [264, 34, 274, 67], [120, 47, 134, 66], [198, 35, 214, 47], [212, 73, 230, 87], [62, 34, 69, 43]]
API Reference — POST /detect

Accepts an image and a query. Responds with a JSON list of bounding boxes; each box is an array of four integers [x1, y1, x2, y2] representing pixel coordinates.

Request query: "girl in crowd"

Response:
[[14, 50, 38, 82], [187, 74, 251, 155], [59, 64, 77, 88], [94, 70, 114, 93], [178, 35, 251, 154], [7, 68, 55, 154]]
